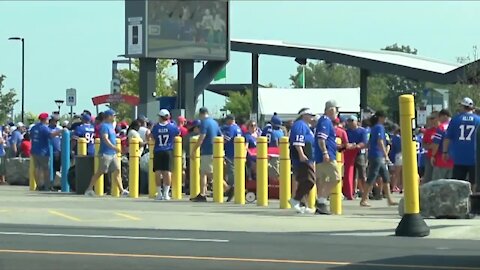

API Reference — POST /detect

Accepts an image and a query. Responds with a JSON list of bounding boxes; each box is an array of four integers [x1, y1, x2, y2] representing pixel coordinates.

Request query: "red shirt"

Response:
[[20, 140, 31, 157], [422, 127, 436, 158], [433, 122, 454, 168], [178, 125, 188, 137]]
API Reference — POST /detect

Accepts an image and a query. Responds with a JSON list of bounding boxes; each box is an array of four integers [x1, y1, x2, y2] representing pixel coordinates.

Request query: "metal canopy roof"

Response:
[[231, 39, 467, 84]]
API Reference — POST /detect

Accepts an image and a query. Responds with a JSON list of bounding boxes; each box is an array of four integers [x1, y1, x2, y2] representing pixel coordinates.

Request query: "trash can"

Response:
[[75, 156, 94, 195]]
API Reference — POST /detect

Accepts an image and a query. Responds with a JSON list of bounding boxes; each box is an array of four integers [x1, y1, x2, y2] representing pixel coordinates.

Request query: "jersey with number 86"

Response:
[[446, 112, 480, 166], [151, 122, 180, 152]]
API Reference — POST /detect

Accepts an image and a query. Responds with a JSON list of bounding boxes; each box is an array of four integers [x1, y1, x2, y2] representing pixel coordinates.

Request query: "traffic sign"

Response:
[[66, 88, 77, 106]]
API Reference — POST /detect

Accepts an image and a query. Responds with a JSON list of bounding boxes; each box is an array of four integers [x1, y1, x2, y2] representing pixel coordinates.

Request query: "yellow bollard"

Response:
[[256, 136, 268, 206], [189, 136, 200, 199], [128, 137, 140, 198], [213, 136, 224, 203], [330, 137, 343, 215], [172, 136, 183, 200], [308, 184, 317, 209], [77, 138, 87, 156], [148, 139, 156, 198], [29, 157, 36, 191], [111, 138, 121, 197], [279, 137, 291, 209], [94, 138, 104, 196], [234, 137, 246, 205], [395, 94, 430, 237]]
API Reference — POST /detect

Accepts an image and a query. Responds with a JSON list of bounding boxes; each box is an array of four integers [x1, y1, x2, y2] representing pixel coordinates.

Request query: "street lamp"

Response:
[[54, 99, 64, 115], [8, 37, 25, 123]]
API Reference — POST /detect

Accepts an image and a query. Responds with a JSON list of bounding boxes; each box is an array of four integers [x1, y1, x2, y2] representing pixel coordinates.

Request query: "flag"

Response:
[[214, 68, 226, 81], [297, 65, 306, 88]]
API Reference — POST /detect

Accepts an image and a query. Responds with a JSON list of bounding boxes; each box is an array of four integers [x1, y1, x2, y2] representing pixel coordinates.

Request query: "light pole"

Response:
[[54, 99, 64, 115], [8, 37, 25, 123]]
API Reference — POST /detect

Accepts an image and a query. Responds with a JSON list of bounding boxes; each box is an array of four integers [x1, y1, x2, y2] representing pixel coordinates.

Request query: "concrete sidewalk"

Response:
[[0, 186, 478, 240]]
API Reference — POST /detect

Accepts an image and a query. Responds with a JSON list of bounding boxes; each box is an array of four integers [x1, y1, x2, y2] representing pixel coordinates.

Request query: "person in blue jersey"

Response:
[[444, 97, 480, 192], [30, 113, 64, 191], [262, 113, 285, 147], [345, 115, 368, 198], [191, 107, 222, 202], [416, 129, 426, 180], [361, 111, 397, 207], [72, 113, 96, 156], [85, 110, 128, 197], [222, 114, 240, 202], [289, 108, 316, 214], [243, 120, 258, 181], [8, 122, 25, 157], [389, 126, 402, 193], [150, 109, 180, 201], [48, 116, 62, 181], [314, 100, 340, 215]]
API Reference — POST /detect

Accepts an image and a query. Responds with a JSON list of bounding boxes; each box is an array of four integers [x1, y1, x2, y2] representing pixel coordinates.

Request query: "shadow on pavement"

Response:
[[330, 255, 480, 270]]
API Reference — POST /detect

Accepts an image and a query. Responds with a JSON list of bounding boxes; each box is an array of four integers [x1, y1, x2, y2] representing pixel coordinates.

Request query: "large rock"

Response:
[[398, 179, 472, 219], [5, 157, 30, 185]]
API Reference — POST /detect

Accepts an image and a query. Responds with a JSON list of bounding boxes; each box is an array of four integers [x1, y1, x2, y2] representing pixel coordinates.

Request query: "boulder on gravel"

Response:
[[398, 179, 472, 219]]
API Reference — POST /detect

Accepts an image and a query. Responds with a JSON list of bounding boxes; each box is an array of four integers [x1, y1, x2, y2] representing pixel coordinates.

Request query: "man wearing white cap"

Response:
[[443, 97, 480, 191], [150, 109, 180, 200]]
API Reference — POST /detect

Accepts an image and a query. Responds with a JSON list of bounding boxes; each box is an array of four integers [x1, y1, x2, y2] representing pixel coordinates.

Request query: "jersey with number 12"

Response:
[[446, 112, 480, 166], [152, 122, 179, 152]]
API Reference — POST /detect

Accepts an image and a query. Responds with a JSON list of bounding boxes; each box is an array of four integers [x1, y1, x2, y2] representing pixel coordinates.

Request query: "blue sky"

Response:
[[1, 1, 480, 117]]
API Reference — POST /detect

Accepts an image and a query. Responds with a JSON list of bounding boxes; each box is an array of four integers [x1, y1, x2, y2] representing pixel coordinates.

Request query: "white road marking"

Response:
[[0, 231, 229, 243]]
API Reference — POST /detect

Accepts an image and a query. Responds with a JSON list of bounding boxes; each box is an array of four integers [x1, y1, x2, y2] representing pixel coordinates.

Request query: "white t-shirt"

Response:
[[128, 129, 144, 154]]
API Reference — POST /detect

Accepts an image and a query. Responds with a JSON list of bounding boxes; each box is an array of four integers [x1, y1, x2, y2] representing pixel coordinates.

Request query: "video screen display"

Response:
[[146, 0, 229, 60]]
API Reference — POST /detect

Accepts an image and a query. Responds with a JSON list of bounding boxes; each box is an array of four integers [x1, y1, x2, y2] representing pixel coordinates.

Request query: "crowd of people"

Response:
[[1, 96, 478, 215]]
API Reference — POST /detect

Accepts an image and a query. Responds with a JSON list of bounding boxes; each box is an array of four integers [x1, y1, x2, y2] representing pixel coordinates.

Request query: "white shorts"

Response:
[[395, 153, 403, 166]]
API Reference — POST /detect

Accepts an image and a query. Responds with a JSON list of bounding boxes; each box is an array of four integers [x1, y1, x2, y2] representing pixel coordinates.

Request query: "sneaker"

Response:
[[155, 194, 164, 201], [226, 187, 234, 202], [84, 190, 96, 197], [289, 198, 305, 214], [304, 207, 316, 214], [191, 194, 207, 202], [315, 203, 331, 215], [121, 190, 129, 197], [163, 194, 171, 201]]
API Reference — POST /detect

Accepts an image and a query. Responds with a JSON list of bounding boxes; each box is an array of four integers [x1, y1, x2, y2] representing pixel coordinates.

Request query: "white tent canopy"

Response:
[[258, 87, 360, 120]]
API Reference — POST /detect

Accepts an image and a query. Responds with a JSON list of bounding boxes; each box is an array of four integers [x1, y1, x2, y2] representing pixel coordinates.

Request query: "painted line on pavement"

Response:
[[0, 231, 229, 243], [0, 249, 477, 270], [47, 210, 82, 222], [115, 212, 141, 221]]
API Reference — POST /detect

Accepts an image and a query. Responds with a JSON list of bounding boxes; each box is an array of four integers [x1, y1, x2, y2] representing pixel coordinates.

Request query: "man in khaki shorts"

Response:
[[190, 107, 221, 202], [313, 100, 340, 215]]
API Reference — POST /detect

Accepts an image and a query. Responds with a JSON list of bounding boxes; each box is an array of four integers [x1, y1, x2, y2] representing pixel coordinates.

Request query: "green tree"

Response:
[[0, 75, 18, 124], [223, 89, 252, 122], [290, 61, 359, 88], [115, 59, 176, 121]]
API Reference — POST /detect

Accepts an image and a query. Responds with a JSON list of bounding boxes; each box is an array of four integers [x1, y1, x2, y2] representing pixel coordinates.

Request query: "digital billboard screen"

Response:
[[146, 0, 229, 61]]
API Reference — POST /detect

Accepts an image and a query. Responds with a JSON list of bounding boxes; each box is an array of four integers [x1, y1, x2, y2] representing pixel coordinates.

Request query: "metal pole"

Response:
[[70, 106, 73, 120], [21, 39, 25, 123]]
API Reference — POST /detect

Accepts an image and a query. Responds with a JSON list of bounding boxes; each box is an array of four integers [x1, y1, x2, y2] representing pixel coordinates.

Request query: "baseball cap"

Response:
[[192, 119, 201, 127], [271, 114, 282, 126], [158, 109, 170, 117], [347, 115, 358, 121], [460, 97, 474, 108], [62, 120, 69, 127], [38, 113, 49, 120], [225, 114, 235, 121], [199, 107, 209, 114], [178, 116, 186, 122], [104, 109, 116, 117], [333, 117, 341, 125], [325, 100, 338, 110], [16, 122, 25, 128], [298, 108, 315, 116], [81, 113, 91, 122]]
